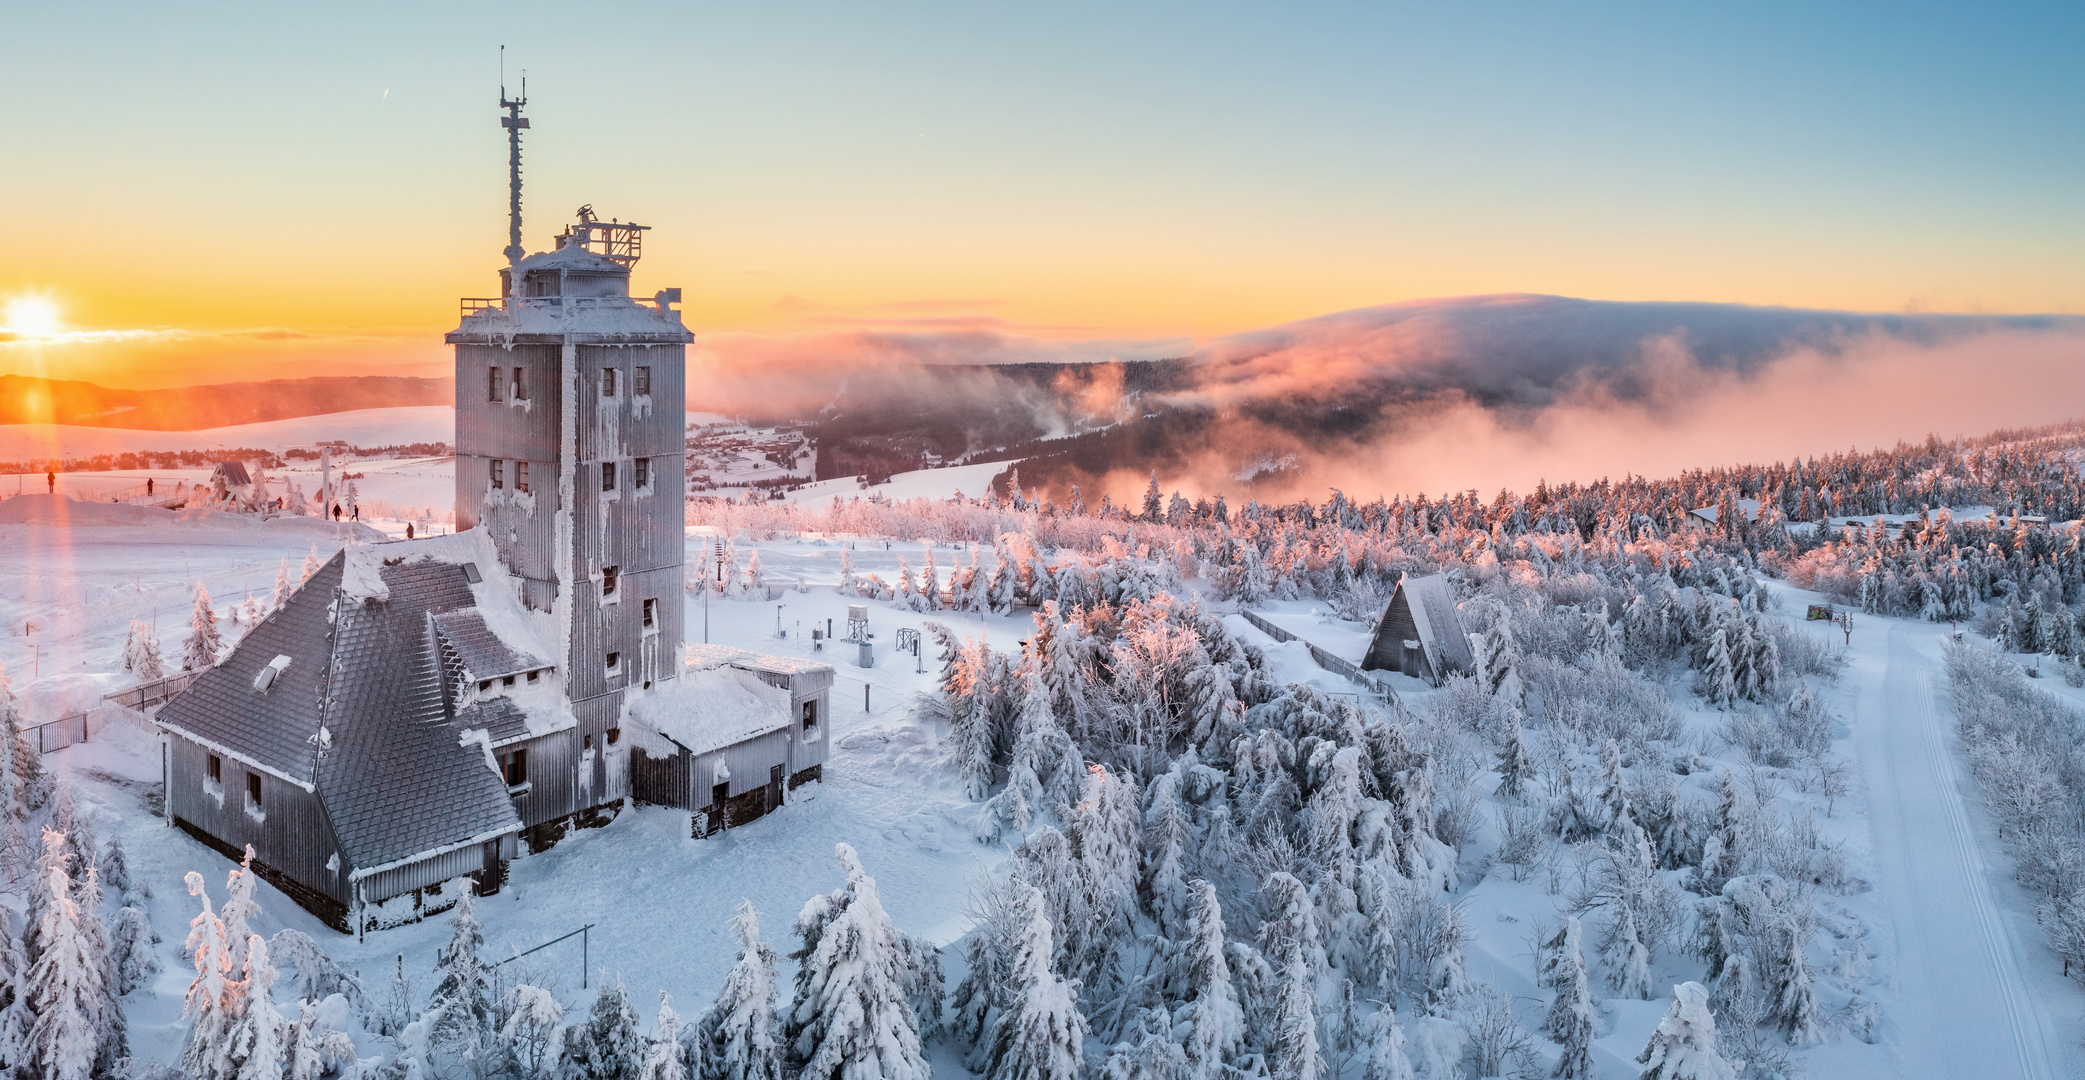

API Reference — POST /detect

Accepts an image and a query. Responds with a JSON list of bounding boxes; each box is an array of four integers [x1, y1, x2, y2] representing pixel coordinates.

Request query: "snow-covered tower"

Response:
[[448, 90, 691, 809]]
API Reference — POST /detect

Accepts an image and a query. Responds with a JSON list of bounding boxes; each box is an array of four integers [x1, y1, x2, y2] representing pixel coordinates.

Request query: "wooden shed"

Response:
[[627, 644, 832, 836], [1360, 572, 1474, 684]]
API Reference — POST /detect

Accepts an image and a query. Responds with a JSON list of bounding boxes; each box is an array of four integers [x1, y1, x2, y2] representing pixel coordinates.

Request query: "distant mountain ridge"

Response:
[[0, 375, 455, 429]]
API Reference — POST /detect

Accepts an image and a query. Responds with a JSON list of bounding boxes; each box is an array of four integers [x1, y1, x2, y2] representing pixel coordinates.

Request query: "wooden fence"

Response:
[[1236, 609, 1400, 703]]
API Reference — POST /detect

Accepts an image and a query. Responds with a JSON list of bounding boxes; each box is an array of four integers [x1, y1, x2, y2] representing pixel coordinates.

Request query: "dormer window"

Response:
[[502, 674, 516, 687], [602, 367, 618, 397], [526, 669, 540, 683]]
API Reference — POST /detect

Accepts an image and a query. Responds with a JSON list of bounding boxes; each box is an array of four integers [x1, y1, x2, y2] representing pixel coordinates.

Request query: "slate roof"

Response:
[[158, 533, 539, 882], [1395, 573, 1475, 678], [434, 609, 544, 680], [454, 696, 536, 747], [212, 461, 252, 487]]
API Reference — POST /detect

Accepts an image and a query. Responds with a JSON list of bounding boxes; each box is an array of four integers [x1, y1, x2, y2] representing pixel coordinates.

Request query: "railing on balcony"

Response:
[[460, 297, 505, 318]]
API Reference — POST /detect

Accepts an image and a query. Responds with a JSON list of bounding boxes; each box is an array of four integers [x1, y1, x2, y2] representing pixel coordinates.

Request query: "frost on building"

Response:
[[1360, 572, 1473, 683], [627, 645, 831, 836], [155, 532, 570, 933]]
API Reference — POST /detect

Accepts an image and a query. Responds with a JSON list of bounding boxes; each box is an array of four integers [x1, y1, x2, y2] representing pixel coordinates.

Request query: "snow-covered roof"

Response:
[[626, 666, 793, 757], [511, 242, 627, 275], [685, 643, 836, 678], [212, 460, 252, 487], [1398, 573, 1474, 676], [1686, 498, 1760, 525], [448, 296, 693, 343]]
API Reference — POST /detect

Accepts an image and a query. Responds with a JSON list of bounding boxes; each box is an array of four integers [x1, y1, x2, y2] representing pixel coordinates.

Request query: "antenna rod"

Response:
[[499, 47, 529, 268]]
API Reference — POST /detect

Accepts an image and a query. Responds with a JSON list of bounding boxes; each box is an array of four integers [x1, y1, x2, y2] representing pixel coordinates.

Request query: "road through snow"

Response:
[[1855, 621, 2062, 1080]]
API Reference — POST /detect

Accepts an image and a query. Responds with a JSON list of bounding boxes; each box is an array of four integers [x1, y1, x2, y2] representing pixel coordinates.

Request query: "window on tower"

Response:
[[516, 461, 529, 493], [635, 365, 651, 395], [602, 462, 617, 492], [602, 566, 619, 597], [634, 457, 650, 490], [490, 460, 504, 489], [488, 366, 503, 403], [513, 366, 528, 400], [642, 597, 658, 629], [602, 367, 618, 397]]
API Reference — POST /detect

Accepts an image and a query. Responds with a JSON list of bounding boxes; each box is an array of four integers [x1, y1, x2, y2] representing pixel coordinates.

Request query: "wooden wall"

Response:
[[168, 736, 349, 907]]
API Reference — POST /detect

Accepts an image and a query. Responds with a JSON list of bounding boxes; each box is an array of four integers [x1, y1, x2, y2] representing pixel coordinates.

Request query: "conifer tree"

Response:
[[981, 888, 1085, 1080], [110, 903, 159, 996], [226, 935, 286, 1080], [787, 845, 930, 1080], [1596, 739, 1630, 830], [299, 545, 320, 586], [697, 901, 783, 1080], [1358, 1009, 1414, 1080], [221, 847, 262, 980], [563, 982, 646, 1080], [1495, 714, 1532, 799], [1267, 948, 1320, 1080], [0, 908, 30, 1069], [1635, 982, 1739, 1080], [72, 867, 124, 1073], [431, 889, 496, 1063], [271, 558, 294, 612], [1772, 921, 1822, 1046], [181, 871, 243, 1080], [639, 994, 689, 1080], [185, 582, 224, 671], [122, 620, 165, 681], [1177, 881, 1244, 1077], [1539, 919, 1596, 1080], [0, 666, 52, 816], [26, 862, 102, 1080], [285, 1000, 355, 1080]]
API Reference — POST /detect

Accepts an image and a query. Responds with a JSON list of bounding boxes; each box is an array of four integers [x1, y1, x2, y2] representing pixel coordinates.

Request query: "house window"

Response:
[[478, 679, 491, 692], [606, 727, 621, 745], [526, 669, 540, 683], [642, 597, 657, 629], [206, 755, 222, 783], [602, 566, 619, 596], [512, 366, 527, 400], [246, 772, 262, 808], [602, 367, 618, 397], [516, 461, 530, 493], [500, 748, 527, 787], [635, 365, 651, 395], [802, 699, 819, 734], [605, 652, 621, 676], [501, 674, 516, 687], [634, 457, 650, 490], [490, 459, 503, 489], [602, 462, 617, 492], [488, 366, 503, 402]]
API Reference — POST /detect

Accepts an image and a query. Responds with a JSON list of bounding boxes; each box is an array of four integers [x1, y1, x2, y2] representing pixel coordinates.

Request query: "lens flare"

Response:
[[5, 298, 61, 338]]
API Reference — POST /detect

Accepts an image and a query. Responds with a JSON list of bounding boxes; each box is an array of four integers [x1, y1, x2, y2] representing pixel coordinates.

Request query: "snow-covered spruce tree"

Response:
[[640, 994, 688, 1080], [981, 888, 1085, 1080], [1255, 873, 1326, 981], [1697, 629, 1736, 710], [1353, 869, 1400, 997], [496, 984, 567, 1080], [222, 846, 262, 980], [1142, 779, 1192, 938], [110, 902, 159, 996], [271, 558, 294, 612], [431, 888, 496, 1065], [837, 546, 857, 597], [1358, 1008, 1414, 1080], [1539, 919, 1596, 1080], [563, 982, 646, 1080], [993, 669, 1080, 833], [26, 863, 107, 1080], [99, 835, 134, 901], [1635, 982, 1740, 1080], [286, 1000, 357, 1080], [1595, 739, 1630, 831], [696, 901, 782, 1080], [122, 619, 166, 681], [72, 866, 125, 1074], [787, 844, 931, 1080], [1267, 947, 1321, 1080], [1176, 880, 1244, 1077], [299, 545, 320, 586], [0, 667, 53, 816], [185, 581, 225, 671], [269, 929, 365, 1013], [1470, 605, 1525, 711], [1771, 919, 1822, 1047], [1495, 714, 1532, 800], [0, 908, 30, 1068], [225, 934, 286, 1080], [181, 871, 243, 1080]]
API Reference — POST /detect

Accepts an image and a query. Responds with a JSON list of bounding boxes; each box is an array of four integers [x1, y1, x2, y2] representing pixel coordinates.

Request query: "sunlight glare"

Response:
[[5, 297, 61, 338]]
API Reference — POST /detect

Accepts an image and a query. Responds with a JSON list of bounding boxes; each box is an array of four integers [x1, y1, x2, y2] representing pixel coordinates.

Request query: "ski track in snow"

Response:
[[1857, 621, 2061, 1080]]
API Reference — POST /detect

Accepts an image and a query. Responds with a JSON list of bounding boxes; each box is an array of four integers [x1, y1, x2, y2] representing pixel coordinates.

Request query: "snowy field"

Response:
[[0, 406, 456, 461]]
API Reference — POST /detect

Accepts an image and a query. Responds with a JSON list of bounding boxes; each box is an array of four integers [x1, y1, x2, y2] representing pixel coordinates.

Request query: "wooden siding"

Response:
[[168, 736, 349, 907], [502, 729, 584, 828], [1362, 592, 1426, 677], [356, 836, 509, 904]]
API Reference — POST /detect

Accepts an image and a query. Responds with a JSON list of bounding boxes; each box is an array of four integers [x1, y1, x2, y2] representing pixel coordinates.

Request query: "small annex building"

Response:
[[628, 645, 831, 836], [1361, 572, 1474, 683], [1685, 498, 1760, 529], [155, 530, 586, 934]]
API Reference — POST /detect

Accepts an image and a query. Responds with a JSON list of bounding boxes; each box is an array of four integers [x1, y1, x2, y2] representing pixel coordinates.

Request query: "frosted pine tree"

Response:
[[221, 846, 262, 980], [26, 863, 105, 1080], [0, 909, 30, 1068], [184, 582, 224, 671], [1177, 881, 1244, 1077], [497, 985, 568, 1080], [110, 903, 159, 995], [226, 935, 286, 1080], [1595, 739, 1630, 830], [271, 558, 294, 611], [563, 982, 646, 1080], [431, 889, 496, 1063], [1635, 982, 1739, 1080], [920, 546, 940, 611], [1256, 873, 1327, 979], [1495, 714, 1532, 799], [996, 669, 1080, 831], [286, 1000, 356, 1080], [1772, 921, 1822, 1046], [1142, 784, 1191, 937], [837, 546, 857, 597], [299, 545, 320, 585], [746, 550, 765, 598], [99, 835, 133, 902], [73, 866, 125, 1073], [896, 557, 918, 610], [1358, 1009, 1414, 1080], [696, 901, 783, 1080], [181, 871, 243, 1080], [1698, 629, 1736, 710], [639, 994, 688, 1080], [122, 620, 165, 681], [786, 844, 930, 1080], [1539, 919, 1596, 1080], [981, 888, 1085, 1080], [1266, 948, 1320, 1080]]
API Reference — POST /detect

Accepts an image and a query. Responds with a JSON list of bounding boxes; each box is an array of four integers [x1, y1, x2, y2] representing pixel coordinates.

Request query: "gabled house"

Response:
[[628, 645, 831, 836], [1360, 572, 1473, 684], [156, 531, 586, 933]]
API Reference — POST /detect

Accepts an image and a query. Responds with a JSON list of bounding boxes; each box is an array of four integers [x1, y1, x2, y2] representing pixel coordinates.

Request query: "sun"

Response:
[[5, 297, 61, 338]]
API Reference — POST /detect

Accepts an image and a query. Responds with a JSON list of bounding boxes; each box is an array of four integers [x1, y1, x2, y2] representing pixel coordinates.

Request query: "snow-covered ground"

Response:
[[780, 460, 1012, 511], [0, 406, 455, 460]]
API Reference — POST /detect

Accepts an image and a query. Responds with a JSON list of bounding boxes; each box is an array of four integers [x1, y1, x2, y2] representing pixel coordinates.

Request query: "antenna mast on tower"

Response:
[[499, 46, 529, 269]]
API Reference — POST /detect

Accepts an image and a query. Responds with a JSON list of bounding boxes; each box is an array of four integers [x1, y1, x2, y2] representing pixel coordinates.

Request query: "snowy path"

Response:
[[1854, 621, 2063, 1080]]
